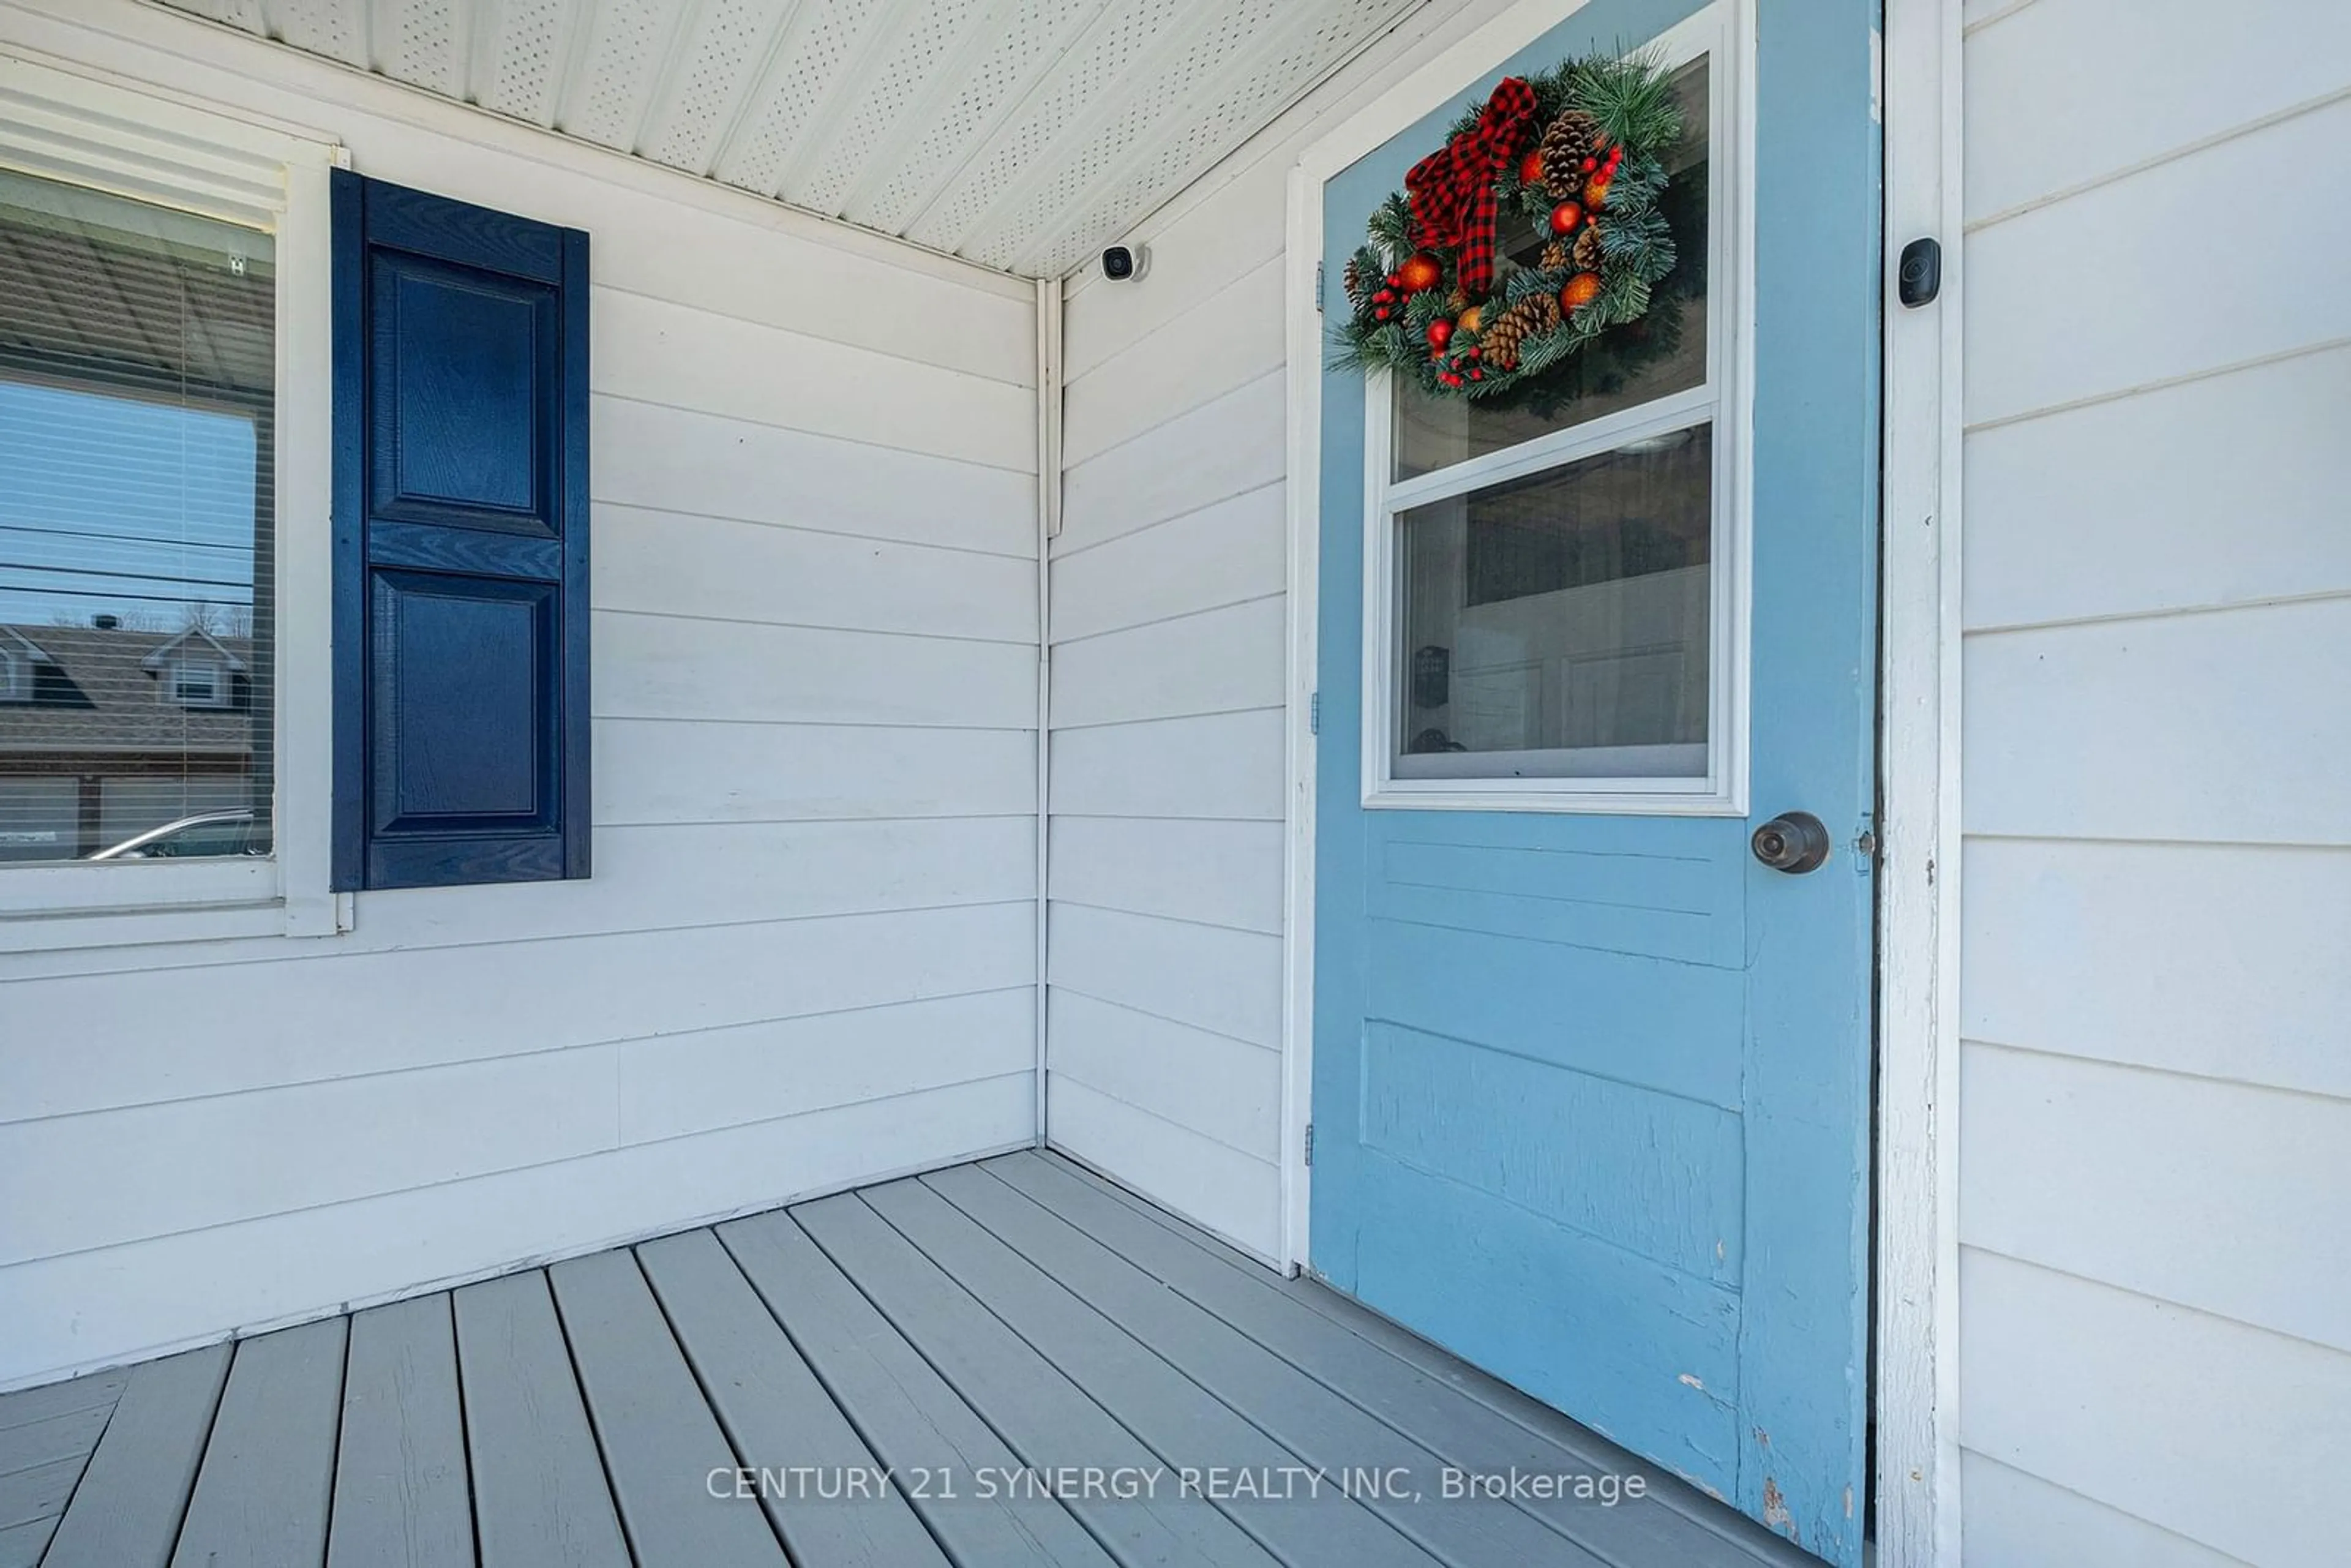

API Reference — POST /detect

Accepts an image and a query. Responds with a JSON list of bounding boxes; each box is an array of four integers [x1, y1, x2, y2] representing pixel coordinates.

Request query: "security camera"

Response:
[[1101, 244, 1149, 283]]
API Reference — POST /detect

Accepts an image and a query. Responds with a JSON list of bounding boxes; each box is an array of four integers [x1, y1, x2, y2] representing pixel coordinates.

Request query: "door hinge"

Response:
[[1314, 261, 1325, 313], [1308, 691, 1320, 735], [1303, 1123, 1314, 1166]]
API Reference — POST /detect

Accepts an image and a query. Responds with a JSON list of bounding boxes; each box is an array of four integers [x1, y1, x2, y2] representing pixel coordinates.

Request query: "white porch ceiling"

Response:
[[153, 0, 1428, 277]]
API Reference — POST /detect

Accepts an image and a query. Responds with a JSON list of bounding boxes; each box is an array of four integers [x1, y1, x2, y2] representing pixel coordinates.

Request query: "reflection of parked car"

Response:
[[89, 809, 266, 860]]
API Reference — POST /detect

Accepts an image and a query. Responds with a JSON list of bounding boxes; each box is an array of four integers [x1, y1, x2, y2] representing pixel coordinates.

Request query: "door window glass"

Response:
[[1395, 424, 1711, 779]]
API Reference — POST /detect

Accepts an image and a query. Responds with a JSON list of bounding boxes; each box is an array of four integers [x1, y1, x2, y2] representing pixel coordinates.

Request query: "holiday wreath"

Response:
[[1335, 51, 1685, 401]]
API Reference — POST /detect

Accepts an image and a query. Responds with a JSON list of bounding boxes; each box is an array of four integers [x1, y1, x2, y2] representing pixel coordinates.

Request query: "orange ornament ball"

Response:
[[1559, 272, 1603, 312], [1583, 174, 1613, 209], [1548, 200, 1584, 236], [1519, 149, 1546, 186], [1458, 304, 1483, 334], [1397, 252, 1443, 293]]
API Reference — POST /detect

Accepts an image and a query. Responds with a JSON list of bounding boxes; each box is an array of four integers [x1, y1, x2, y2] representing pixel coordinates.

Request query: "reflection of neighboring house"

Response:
[[0, 621, 261, 860]]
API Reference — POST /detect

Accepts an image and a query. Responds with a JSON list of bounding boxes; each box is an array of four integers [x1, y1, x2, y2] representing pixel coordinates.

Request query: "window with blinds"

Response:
[[0, 168, 275, 865]]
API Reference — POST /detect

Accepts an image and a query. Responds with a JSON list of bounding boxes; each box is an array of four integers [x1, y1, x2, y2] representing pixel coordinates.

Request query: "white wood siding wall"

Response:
[[0, 0, 1040, 1390], [1044, 1, 1519, 1262], [1956, 3, 2351, 1564]]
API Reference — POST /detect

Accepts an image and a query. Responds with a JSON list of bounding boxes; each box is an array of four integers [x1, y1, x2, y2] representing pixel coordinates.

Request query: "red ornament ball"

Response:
[[1519, 149, 1546, 186], [1581, 156, 1597, 173], [1548, 200, 1585, 235], [1426, 318, 1454, 350], [1397, 252, 1444, 293]]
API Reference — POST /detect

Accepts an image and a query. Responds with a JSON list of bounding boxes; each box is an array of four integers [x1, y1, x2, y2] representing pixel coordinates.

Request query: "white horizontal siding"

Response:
[[1060, 259, 1284, 469], [1046, 989, 1282, 1161], [1958, 1453, 2250, 1568], [1961, 0, 2351, 226], [1961, 838, 2351, 1100], [0, 1077, 1033, 1387], [593, 397, 1035, 560], [1049, 816, 1285, 934], [596, 612, 1036, 729], [1051, 596, 1287, 730], [1051, 708, 1286, 821], [596, 505, 1037, 643], [1963, 92, 2351, 429], [1960, 1045, 2351, 1352], [1962, 597, 2351, 846], [1959, 4, 2351, 1558], [1040, 0, 1526, 1259], [1957, 1250, 2350, 1568], [596, 721, 1037, 826], [1049, 482, 1286, 644], [1962, 346, 2351, 631], [1048, 902, 1283, 1052], [593, 287, 1033, 472], [1046, 1079, 1281, 1263], [0, 1, 1038, 1389]]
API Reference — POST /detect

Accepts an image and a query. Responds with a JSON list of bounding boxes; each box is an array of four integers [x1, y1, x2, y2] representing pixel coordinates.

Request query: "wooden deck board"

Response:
[[0, 1409, 110, 1487], [929, 1161, 1613, 1568], [793, 1191, 1281, 1568], [546, 1248, 789, 1566], [0, 1375, 125, 1436], [7, 1153, 1808, 1567], [170, 1318, 347, 1568], [637, 1227, 953, 1568], [328, 1294, 475, 1568], [866, 1175, 1439, 1567], [451, 1271, 631, 1568], [717, 1209, 1118, 1568], [40, 1345, 230, 1568]]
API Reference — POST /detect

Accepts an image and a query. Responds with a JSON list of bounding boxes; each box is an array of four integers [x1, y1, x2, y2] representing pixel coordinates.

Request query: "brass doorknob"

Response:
[[1752, 812, 1831, 874]]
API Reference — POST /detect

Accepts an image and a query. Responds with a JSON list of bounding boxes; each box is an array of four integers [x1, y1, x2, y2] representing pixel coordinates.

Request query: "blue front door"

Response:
[[1309, 3, 1878, 1562]]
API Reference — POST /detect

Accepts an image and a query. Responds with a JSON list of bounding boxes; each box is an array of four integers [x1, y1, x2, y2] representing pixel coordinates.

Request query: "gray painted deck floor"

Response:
[[2, 1151, 1818, 1568]]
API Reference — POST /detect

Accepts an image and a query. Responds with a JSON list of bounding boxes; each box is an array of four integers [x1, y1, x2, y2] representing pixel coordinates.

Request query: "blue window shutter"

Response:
[[331, 171, 591, 891]]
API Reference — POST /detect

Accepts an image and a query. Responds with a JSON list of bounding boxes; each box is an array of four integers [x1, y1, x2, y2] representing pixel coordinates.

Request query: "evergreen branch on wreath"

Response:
[[1329, 45, 1687, 406]]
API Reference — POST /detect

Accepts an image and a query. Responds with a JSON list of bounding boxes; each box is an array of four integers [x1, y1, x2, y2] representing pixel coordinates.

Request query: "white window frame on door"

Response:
[[0, 51, 346, 951], [1358, 2, 1752, 817]]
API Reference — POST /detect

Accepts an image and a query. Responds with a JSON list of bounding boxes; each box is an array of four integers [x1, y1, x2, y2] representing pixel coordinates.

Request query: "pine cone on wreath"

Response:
[[1540, 239, 1572, 271], [1479, 292, 1563, 371], [1571, 225, 1604, 273], [1343, 255, 1366, 300], [1539, 110, 1602, 196]]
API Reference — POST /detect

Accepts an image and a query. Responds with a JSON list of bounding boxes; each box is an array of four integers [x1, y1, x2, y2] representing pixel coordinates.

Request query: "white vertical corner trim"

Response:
[[1875, 1, 1963, 1565], [0, 48, 345, 950], [1278, 157, 1321, 1274], [1035, 271, 1065, 1146]]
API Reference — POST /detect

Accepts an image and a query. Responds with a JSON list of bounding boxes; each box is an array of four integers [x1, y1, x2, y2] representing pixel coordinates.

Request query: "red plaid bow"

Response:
[[1406, 77, 1539, 298]]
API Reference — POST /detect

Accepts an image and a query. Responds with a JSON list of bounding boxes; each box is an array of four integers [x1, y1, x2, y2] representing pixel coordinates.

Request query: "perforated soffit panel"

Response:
[[154, 0, 1430, 278]]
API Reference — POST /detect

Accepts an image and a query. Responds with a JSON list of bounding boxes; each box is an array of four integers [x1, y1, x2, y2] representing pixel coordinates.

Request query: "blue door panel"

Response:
[[1310, 1, 1878, 1561], [1347, 1150, 1742, 1477]]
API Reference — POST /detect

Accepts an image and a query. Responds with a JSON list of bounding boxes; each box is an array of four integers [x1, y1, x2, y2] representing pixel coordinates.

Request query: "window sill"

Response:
[[0, 863, 350, 953]]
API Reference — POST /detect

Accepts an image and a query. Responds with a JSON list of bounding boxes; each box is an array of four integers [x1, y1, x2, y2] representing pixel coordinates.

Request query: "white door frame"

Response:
[[1275, 1, 1964, 1562]]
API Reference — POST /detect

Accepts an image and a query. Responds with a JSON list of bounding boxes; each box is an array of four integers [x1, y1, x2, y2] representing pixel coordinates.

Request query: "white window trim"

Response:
[[0, 52, 348, 951], [1357, 4, 1750, 817]]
